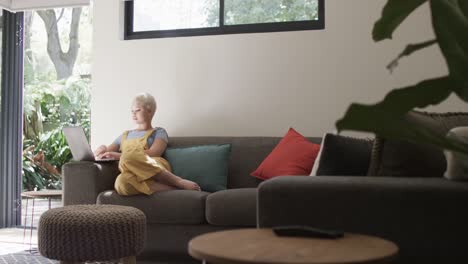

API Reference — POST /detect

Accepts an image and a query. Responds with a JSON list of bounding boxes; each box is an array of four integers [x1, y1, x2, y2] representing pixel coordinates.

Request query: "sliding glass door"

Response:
[[22, 7, 92, 193], [1, 5, 92, 229]]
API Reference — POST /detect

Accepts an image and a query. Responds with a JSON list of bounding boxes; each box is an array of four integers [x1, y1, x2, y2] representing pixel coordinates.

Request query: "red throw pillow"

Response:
[[251, 128, 321, 180]]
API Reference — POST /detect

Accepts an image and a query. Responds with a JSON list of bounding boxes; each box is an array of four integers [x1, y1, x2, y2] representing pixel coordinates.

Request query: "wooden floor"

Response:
[[0, 198, 195, 263], [0, 198, 61, 255], [0, 228, 36, 255]]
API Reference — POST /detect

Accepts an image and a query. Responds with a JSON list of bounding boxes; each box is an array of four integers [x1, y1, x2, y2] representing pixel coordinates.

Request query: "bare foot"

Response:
[[177, 179, 201, 191]]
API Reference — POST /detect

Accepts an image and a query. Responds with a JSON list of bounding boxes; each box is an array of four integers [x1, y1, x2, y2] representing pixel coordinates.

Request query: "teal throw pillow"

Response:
[[163, 144, 231, 192]]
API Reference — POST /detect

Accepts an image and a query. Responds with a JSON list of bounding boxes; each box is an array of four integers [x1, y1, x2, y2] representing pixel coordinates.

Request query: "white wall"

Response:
[[91, 0, 467, 147], [0, 0, 12, 10]]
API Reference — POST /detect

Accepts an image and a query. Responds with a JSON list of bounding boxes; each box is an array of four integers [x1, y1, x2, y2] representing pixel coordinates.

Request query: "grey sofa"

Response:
[[258, 176, 468, 264], [62, 136, 321, 262], [63, 136, 466, 264]]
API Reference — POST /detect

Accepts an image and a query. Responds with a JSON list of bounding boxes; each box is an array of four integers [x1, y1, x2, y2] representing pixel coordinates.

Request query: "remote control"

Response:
[[273, 226, 344, 239]]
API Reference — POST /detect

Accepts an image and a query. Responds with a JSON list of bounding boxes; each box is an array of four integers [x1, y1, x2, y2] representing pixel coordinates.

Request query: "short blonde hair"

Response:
[[133, 93, 157, 115]]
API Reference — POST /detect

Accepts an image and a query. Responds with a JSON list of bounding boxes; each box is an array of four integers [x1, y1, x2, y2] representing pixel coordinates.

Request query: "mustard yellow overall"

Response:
[[114, 129, 172, 196]]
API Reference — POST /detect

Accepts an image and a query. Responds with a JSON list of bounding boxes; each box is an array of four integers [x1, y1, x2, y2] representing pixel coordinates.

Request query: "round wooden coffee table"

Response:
[[188, 228, 398, 264]]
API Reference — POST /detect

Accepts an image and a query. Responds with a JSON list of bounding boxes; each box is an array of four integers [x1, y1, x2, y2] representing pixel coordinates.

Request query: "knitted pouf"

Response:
[[38, 204, 146, 263]]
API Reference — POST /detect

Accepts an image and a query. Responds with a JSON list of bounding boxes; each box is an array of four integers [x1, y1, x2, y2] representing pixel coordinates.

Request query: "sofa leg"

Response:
[[121, 256, 136, 264]]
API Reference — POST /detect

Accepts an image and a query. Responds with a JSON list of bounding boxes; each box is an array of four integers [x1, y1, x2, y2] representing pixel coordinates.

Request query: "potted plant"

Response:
[[336, 0, 468, 153]]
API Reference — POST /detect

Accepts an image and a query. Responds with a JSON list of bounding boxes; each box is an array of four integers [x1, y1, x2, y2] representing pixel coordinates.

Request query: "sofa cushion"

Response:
[[251, 128, 321, 180], [368, 111, 468, 177], [163, 144, 231, 192], [166, 137, 322, 189], [311, 133, 373, 176], [206, 188, 257, 226], [444, 127, 468, 181], [97, 190, 210, 224]]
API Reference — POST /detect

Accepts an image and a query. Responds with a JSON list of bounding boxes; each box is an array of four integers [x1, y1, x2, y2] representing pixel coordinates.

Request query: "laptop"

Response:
[[63, 126, 117, 162]]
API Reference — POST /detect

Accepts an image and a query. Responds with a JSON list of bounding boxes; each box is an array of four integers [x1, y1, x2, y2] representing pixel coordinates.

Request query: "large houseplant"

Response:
[[336, 0, 468, 153]]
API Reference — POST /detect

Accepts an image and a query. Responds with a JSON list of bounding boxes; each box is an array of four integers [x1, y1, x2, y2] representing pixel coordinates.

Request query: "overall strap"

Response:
[[140, 129, 155, 149], [121, 131, 130, 143], [143, 129, 155, 140]]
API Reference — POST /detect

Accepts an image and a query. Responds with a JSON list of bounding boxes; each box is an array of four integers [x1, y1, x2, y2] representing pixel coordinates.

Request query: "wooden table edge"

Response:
[[189, 247, 398, 264], [188, 228, 399, 264]]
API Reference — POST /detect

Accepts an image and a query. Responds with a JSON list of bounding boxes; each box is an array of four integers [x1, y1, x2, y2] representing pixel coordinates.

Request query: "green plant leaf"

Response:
[[371, 76, 451, 114], [59, 95, 71, 108], [337, 76, 453, 126], [335, 76, 468, 153], [337, 0, 468, 160], [373, 0, 428, 41], [23, 77, 91, 190], [386, 39, 437, 72], [430, 0, 468, 101]]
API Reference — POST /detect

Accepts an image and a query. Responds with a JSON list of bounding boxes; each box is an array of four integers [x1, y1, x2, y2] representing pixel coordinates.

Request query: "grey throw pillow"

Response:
[[311, 133, 373, 176], [367, 111, 468, 177], [444, 127, 468, 181]]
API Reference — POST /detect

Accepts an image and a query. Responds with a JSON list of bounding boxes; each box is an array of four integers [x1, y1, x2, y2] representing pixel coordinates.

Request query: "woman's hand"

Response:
[[94, 145, 107, 157], [99, 152, 122, 160], [95, 144, 119, 159]]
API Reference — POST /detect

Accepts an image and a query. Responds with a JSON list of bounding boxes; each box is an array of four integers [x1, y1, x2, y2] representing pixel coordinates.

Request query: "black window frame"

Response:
[[124, 0, 325, 40]]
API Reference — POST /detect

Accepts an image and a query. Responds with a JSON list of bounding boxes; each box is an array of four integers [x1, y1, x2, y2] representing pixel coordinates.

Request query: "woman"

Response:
[[94, 93, 200, 196]]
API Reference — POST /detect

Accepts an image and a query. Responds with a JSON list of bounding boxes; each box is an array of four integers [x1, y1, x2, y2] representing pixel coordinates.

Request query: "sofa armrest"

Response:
[[62, 161, 119, 205], [258, 176, 468, 262]]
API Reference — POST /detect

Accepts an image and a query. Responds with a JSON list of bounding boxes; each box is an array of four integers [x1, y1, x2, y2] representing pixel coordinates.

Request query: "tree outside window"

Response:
[[22, 7, 93, 191]]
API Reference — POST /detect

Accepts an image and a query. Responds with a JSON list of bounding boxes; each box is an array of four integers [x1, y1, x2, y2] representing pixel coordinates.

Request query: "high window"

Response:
[[124, 0, 324, 39]]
